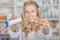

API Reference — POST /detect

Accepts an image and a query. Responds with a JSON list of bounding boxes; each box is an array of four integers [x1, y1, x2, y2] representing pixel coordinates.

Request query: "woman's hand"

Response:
[[10, 16, 18, 32], [39, 18, 50, 35], [42, 24, 50, 35]]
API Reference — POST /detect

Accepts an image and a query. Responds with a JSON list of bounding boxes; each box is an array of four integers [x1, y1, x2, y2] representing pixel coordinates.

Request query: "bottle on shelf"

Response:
[[53, 0, 59, 4]]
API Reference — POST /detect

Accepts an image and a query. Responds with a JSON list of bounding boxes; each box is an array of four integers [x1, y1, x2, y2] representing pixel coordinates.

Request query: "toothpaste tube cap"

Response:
[[5, 20, 9, 28]]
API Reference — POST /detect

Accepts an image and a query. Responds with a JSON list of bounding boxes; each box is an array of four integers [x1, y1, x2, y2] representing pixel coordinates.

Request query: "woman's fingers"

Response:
[[38, 18, 49, 29], [12, 16, 17, 19], [38, 18, 43, 24], [9, 16, 17, 20], [9, 16, 18, 32], [42, 25, 49, 30]]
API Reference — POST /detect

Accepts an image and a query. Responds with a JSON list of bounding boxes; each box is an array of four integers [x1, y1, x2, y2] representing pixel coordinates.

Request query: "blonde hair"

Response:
[[21, 1, 42, 37]]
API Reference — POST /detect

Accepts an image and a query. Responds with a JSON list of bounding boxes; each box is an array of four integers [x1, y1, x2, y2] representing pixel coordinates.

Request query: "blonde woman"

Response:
[[8, 1, 52, 40]]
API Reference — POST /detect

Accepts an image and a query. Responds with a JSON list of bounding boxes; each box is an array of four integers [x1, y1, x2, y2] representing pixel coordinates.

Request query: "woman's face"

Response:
[[24, 4, 38, 21]]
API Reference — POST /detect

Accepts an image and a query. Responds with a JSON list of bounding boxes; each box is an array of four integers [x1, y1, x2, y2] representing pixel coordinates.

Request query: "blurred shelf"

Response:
[[0, 0, 13, 4], [0, 20, 6, 22], [0, 2, 13, 4], [0, 0, 59, 7], [52, 32, 60, 40], [0, 4, 13, 8], [16, 2, 24, 7], [16, 2, 59, 7], [46, 18, 59, 21], [0, 33, 9, 35], [39, 5, 59, 7]]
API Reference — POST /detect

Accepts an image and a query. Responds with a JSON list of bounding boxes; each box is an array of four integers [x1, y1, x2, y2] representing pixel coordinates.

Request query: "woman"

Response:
[[8, 1, 52, 40]]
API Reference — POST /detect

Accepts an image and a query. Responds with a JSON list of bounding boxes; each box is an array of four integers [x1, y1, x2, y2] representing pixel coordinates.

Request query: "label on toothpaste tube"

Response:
[[5, 18, 22, 27]]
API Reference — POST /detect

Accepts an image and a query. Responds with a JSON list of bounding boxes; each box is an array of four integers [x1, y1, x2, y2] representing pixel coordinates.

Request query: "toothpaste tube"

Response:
[[5, 18, 22, 27]]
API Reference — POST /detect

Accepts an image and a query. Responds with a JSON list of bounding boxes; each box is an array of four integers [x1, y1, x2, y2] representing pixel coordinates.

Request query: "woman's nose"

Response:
[[28, 13, 32, 17], [29, 14, 32, 17]]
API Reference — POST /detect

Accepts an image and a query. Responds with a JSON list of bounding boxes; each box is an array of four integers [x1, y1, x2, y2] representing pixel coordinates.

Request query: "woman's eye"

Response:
[[26, 11, 29, 13]]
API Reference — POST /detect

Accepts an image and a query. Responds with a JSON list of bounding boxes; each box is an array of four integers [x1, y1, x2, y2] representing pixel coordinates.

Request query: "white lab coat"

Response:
[[8, 24, 52, 40]]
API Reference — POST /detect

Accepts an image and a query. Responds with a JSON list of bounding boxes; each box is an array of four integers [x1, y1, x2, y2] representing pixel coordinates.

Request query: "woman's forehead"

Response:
[[24, 4, 37, 11], [24, 4, 37, 8]]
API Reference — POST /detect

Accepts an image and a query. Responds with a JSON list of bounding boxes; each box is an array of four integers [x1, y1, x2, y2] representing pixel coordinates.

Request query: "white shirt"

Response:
[[8, 26, 52, 40]]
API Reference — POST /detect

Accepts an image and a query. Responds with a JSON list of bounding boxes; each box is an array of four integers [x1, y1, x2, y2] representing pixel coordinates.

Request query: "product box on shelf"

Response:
[[0, 16, 6, 20]]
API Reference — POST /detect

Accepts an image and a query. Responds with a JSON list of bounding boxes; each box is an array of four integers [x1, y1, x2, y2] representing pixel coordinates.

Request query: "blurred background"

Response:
[[0, 0, 60, 40]]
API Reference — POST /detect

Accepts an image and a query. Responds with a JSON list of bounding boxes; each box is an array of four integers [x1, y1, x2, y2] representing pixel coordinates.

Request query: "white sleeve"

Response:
[[41, 27, 52, 39], [8, 23, 22, 38], [8, 27, 19, 38]]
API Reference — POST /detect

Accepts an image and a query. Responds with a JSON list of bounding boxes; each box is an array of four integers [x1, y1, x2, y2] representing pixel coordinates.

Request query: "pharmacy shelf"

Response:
[[0, 5, 13, 8], [16, 2, 59, 7], [0, 33, 10, 40], [0, 3, 13, 5], [46, 18, 59, 21], [0, 0, 13, 4], [0, 33, 9, 35], [39, 5, 59, 7], [52, 32, 60, 40], [16, 2, 24, 7], [0, 3, 13, 8], [0, 20, 6, 22]]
